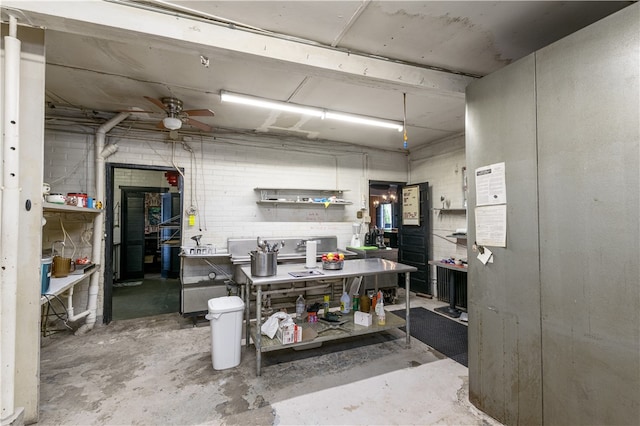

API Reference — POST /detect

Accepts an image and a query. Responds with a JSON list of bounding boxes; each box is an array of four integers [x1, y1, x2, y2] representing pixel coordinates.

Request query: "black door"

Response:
[[121, 190, 145, 280], [398, 182, 431, 294]]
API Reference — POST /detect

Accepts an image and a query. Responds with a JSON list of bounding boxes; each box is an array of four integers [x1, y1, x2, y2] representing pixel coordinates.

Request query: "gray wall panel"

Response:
[[466, 4, 639, 425], [466, 54, 543, 425], [536, 6, 640, 425]]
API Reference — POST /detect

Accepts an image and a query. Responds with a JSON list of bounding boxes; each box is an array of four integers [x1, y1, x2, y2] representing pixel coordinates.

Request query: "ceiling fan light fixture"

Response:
[[162, 116, 182, 130]]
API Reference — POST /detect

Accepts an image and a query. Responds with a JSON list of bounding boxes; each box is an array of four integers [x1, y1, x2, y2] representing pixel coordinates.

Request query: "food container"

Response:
[[322, 260, 344, 270], [46, 193, 66, 204], [41, 256, 53, 294], [67, 193, 87, 207], [250, 250, 277, 277]]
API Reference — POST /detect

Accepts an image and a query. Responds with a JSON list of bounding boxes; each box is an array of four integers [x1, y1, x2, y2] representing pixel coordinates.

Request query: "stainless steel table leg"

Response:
[[405, 272, 411, 348], [256, 286, 262, 376], [245, 281, 250, 347]]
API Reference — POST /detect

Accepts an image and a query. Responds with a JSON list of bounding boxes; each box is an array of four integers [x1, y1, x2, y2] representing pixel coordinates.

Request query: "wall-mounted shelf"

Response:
[[254, 188, 351, 206], [44, 202, 102, 214], [446, 234, 468, 240], [433, 208, 467, 214], [40, 266, 100, 305]]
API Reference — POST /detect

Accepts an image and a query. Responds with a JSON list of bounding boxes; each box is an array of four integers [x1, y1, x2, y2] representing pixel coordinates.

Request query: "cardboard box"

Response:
[[276, 322, 302, 344], [354, 311, 372, 327]]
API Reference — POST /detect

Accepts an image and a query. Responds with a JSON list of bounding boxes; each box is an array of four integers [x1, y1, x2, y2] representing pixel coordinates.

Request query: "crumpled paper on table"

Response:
[[261, 311, 294, 339]]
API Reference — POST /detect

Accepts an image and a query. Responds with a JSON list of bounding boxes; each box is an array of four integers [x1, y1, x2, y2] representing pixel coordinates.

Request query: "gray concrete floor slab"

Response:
[[38, 292, 502, 426]]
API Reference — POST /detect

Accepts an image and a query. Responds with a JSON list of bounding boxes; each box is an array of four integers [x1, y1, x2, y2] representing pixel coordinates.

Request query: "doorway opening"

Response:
[[104, 164, 183, 323], [368, 181, 403, 247]]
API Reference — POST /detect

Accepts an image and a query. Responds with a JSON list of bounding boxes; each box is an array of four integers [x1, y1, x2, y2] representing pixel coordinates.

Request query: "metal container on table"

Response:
[[249, 250, 277, 277]]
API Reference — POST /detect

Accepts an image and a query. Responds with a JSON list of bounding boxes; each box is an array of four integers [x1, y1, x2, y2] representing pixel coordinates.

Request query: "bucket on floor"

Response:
[[206, 296, 245, 370], [41, 256, 53, 294]]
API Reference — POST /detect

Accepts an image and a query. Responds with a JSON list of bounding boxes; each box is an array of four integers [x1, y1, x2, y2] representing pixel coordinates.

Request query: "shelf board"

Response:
[[41, 266, 99, 305], [254, 188, 349, 192], [446, 234, 468, 239], [43, 202, 102, 214], [433, 208, 467, 214], [256, 200, 352, 206]]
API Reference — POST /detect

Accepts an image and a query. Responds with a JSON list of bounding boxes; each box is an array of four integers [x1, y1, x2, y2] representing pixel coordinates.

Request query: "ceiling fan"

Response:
[[126, 96, 215, 132]]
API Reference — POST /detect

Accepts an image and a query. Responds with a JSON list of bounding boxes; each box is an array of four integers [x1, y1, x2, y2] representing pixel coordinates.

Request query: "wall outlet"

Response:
[[357, 210, 363, 219]]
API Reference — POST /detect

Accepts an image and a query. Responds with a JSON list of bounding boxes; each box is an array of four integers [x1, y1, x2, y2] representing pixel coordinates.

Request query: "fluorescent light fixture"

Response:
[[162, 116, 182, 130], [220, 91, 323, 117], [220, 90, 403, 132], [325, 111, 403, 132]]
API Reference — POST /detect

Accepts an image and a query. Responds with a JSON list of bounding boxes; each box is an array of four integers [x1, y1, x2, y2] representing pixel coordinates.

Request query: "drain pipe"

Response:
[[65, 286, 91, 322], [75, 112, 129, 334], [1, 13, 22, 423]]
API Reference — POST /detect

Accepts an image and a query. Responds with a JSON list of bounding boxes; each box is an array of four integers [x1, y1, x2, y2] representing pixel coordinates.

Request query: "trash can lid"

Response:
[[208, 296, 244, 314]]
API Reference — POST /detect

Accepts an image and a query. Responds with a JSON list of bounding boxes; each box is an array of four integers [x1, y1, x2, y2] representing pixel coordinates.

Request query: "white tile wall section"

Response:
[[410, 134, 468, 286], [44, 128, 410, 321]]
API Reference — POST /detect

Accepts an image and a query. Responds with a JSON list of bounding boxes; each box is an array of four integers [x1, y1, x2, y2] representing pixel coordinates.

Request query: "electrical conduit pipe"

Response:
[[75, 112, 129, 334]]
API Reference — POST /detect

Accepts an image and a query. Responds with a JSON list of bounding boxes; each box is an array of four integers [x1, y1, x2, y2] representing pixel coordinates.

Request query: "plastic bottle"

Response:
[[376, 291, 385, 325], [340, 291, 351, 314], [296, 294, 305, 319], [323, 294, 330, 317]]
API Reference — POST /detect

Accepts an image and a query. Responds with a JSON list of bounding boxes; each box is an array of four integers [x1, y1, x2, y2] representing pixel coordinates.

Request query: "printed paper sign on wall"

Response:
[[402, 185, 420, 225]]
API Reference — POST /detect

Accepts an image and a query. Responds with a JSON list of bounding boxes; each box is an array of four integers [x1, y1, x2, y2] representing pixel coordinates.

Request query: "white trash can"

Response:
[[206, 296, 245, 370]]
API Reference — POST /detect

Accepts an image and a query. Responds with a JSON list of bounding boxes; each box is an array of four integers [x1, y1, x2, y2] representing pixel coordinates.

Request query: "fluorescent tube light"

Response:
[[220, 90, 403, 132], [220, 91, 323, 117], [325, 112, 403, 132]]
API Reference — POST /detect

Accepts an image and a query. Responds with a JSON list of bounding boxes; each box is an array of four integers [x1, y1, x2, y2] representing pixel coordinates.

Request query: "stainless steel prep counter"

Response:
[[240, 258, 417, 375]]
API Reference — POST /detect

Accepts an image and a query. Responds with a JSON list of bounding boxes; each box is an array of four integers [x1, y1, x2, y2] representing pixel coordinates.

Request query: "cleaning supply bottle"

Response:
[[375, 290, 385, 325], [296, 294, 305, 319], [340, 291, 351, 314], [323, 295, 331, 317]]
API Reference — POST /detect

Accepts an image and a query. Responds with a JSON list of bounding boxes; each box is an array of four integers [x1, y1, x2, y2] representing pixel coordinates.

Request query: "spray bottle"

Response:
[[375, 290, 385, 325]]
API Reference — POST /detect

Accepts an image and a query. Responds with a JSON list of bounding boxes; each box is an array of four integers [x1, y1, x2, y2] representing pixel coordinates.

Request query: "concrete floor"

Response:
[[38, 292, 503, 425]]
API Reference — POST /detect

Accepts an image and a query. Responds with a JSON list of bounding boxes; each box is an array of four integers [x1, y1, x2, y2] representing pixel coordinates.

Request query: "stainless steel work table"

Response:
[[240, 258, 417, 375]]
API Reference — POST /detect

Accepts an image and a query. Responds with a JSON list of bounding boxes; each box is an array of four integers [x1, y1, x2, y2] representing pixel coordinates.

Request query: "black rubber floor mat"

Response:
[[390, 307, 468, 367]]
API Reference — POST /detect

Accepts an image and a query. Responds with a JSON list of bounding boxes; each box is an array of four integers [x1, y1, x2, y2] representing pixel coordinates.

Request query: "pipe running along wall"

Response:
[[75, 112, 129, 334]]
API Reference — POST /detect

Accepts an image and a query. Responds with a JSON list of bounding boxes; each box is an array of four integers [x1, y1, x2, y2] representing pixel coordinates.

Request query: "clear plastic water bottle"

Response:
[[296, 294, 305, 319]]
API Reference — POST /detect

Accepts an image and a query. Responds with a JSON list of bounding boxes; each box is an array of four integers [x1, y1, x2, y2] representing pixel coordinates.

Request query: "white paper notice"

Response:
[[475, 162, 507, 206], [475, 205, 507, 247], [477, 247, 493, 265], [402, 186, 420, 226]]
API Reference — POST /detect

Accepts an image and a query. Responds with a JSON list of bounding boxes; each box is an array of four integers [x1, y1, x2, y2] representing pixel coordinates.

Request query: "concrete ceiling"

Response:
[[2, 1, 633, 152]]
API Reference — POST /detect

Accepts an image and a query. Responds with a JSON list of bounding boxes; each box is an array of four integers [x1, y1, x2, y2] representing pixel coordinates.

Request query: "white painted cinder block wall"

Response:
[[410, 134, 468, 291], [43, 128, 409, 321]]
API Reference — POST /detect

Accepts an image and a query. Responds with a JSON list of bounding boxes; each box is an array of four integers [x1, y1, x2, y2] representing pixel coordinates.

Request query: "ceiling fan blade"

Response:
[[184, 109, 215, 117], [185, 118, 213, 132], [156, 121, 167, 129], [144, 96, 168, 111]]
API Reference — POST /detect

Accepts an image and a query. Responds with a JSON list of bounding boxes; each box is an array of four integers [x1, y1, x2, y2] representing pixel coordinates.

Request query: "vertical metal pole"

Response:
[[244, 279, 250, 347], [405, 272, 411, 348], [256, 286, 262, 376]]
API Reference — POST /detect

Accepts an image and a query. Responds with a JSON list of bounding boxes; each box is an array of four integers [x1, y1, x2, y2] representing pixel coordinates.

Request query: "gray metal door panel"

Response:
[[536, 8, 640, 425], [466, 53, 543, 425]]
